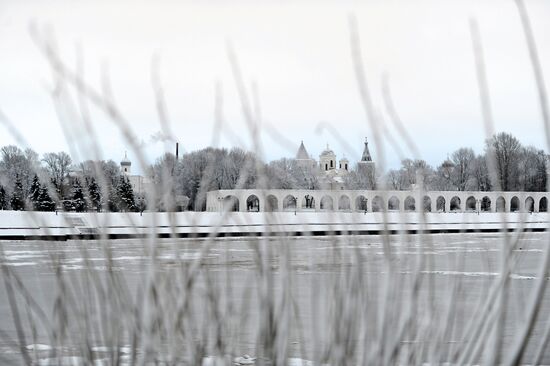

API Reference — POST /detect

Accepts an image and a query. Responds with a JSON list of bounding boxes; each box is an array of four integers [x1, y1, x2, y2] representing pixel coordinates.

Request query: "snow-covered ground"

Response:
[[0, 210, 547, 239]]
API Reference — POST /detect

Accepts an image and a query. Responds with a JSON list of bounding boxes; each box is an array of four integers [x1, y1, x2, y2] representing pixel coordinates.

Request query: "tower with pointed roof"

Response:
[[295, 141, 316, 169], [357, 137, 376, 189], [360, 137, 373, 163]]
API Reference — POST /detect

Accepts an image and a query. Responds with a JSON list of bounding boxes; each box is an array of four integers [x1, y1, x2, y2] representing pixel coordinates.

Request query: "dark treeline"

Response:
[[0, 146, 139, 212], [0, 132, 547, 212]]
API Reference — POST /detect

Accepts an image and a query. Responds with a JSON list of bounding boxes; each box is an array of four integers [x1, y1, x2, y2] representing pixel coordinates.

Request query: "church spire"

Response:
[[296, 140, 310, 160], [361, 137, 372, 162]]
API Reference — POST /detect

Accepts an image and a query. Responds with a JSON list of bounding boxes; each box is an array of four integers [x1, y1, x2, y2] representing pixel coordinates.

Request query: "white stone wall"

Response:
[[206, 189, 549, 213]]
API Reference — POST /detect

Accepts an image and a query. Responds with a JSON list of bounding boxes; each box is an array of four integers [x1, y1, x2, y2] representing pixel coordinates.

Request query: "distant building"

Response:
[[295, 141, 316, 169], [120, 153, 151, 197], [120, 152, 132, 174], [295, 138, 376, 189], [356, 138, 376, 188], [120, 152, 189, 211]]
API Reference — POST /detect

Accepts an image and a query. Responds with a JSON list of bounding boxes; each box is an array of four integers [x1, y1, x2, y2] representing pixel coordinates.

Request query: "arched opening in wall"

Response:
[[283, 195, 296, 210], [436, 196, 445, 212], [404, 196, 415, 211], [320, 196, 334, 210], [511, 196, 520, 212], [539, 197, 548, 212], [450, 196, 461, 211], [423, 196, 432, 212], [466, 196, 476, 211], [223, 195, 239, 212], [302, 195, 315, 209], [355, 195, 368, 211], [265, 195, 278, 212], [388, 196, 400, 211], [496, 197, 506, 212], [338, 195, 351, 210], [372, 196, 383, 212], [481, 196, 491, 212], [525, 197, 535, 213], [246, 195, 260, 212]]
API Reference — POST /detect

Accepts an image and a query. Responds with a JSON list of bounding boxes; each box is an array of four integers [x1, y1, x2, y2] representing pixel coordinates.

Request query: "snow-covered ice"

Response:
[[0, 211, 547, 240]]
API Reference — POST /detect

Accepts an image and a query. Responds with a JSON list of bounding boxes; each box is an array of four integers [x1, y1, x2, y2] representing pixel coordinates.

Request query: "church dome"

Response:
[[320, 144, 335, 157]]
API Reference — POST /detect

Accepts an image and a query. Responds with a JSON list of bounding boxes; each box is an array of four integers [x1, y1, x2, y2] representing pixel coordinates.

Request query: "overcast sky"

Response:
[[1, 0, 549, 173]]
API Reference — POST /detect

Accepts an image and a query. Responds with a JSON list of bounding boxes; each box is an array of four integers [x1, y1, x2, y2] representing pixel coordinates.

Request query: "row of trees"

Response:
[[0, 146, 139, 212], [0, 132, 547, 212], [385, 133, 547, 192]]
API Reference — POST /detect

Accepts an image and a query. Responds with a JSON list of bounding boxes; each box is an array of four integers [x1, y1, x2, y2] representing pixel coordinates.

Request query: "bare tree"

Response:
[[42, 151, 72, 198], [486, 132, 522, 191], [517, 146, 547, 191], [385, 169, 405, 190], [470, 155, 492, 191], [430, 159, 456, 191], [266, 159, 298, 189], [450, 147, 475, 191]]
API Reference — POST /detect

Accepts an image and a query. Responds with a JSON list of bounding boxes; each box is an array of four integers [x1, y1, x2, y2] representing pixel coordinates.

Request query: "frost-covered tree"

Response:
[[343, 169, 376, 190], [10, 175, 25, 210], [71, 179, 87, 212], [87, 177, 101, 211], [384, 159, 433, 190], [38, 185, 55, 211], [168, 147, 260, 211], [79, 159, 120, 211], [0, 145, 39, 196], [28, 174, 42, 210], [116, 175, 136, 212], [0, 185, 7, 210], [107, 185, 119, 212], [266, 159, 298, 189]]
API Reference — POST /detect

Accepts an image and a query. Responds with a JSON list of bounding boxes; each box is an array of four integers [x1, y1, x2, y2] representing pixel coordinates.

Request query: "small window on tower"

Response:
[[330, 160, 333, 168], [339, 163, 341, 169], [125, 168, 127, 172], [345, 163, 348, 170], [325, 163, 328, 170]]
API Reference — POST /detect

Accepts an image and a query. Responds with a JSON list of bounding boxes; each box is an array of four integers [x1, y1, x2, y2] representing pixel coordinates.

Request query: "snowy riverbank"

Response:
[[0, 210, 548, 240]]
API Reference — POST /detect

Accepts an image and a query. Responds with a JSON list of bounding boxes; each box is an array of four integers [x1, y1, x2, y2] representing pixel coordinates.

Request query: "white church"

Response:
[[294, 138, 376, 189]]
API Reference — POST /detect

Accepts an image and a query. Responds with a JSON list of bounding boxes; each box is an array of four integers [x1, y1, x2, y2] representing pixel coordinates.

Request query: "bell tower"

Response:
[[357, 137, 376, 189], [120, 151, 131, 175], [319, 144, 336, 172]]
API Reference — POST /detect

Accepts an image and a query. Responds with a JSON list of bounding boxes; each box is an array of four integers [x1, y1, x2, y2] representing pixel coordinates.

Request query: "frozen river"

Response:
[[1, 232, 549, 365]]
